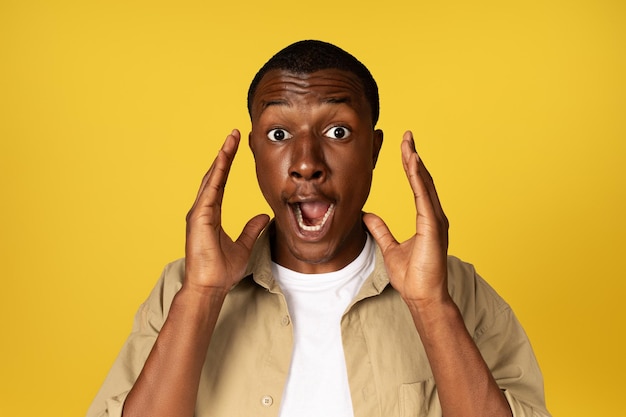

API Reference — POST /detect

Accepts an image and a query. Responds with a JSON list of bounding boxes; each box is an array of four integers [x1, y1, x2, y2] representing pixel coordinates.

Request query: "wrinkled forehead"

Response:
[[250, 69, 370, 119]]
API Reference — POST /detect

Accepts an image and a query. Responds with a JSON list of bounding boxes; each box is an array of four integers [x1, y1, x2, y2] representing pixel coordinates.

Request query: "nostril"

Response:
[[290, 169, 323, 181]]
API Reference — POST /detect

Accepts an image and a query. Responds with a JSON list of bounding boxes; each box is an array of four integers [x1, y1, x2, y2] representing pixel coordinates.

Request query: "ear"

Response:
[[372, 129, 384, 168], [248, 131, 255, 156]]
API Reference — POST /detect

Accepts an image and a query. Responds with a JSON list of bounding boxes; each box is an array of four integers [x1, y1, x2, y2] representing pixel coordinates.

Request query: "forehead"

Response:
[[250, 69, 369, 119]]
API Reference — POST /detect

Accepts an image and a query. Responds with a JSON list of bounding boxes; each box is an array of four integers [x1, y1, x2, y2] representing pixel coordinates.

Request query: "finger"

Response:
[[415, 154, 448, 227], [400, 132, 436, 221], [189, 130, 241, 215], [400, 131, 422, 195], [411, 150, 450, 251], [401, 132, 448, 228], [400, 130, 416, 174], [236, 214, 271, 252], [362, 212, 398, 254], [209, 129, 240, 208], [192, 162, 216, 207]]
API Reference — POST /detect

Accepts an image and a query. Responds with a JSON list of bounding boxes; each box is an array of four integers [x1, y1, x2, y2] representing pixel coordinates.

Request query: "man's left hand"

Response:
[[363, 130, 450, 306]]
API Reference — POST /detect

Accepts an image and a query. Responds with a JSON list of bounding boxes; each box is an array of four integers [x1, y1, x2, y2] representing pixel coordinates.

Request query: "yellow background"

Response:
[[1, 0, 624, 415]]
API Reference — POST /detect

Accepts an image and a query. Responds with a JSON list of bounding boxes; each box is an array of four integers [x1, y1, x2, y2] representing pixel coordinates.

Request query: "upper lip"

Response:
[[286, 190, 335, 206], [287, 197, 335, 207]]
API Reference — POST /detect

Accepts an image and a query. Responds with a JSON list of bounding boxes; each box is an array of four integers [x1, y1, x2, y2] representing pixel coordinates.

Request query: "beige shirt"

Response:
[[87, 230, 550, 417]]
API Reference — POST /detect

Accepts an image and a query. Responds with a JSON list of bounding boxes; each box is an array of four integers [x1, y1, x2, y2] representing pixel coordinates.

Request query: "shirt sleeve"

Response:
[[470, 271, 552, 417], [86, 261, 184, 417]]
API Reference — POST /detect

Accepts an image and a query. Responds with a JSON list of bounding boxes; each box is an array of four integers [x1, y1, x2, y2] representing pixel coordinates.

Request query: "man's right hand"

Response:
[[184, 129, 270, 296], [123, 130, 269, 417]]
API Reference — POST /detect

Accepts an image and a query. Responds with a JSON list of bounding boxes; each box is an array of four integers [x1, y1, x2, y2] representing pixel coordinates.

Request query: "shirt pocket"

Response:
[[399, 378, 440, 417]]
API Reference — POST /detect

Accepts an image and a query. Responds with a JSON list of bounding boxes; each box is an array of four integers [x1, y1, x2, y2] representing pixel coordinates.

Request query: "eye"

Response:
[[267, 128, 292, 142], [324, 126, 351, 140]]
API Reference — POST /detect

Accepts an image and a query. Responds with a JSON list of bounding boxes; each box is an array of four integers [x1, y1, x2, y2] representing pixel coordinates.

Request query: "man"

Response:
[[88, 40, 550, 417]]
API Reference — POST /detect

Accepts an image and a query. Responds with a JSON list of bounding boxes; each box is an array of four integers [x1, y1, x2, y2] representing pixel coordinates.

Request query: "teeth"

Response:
[[294, 204, 335, 232]]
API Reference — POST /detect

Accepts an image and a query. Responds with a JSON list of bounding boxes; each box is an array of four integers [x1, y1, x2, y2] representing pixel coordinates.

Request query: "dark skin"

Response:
[[122, 69, 512, 417], [249, 69, 383, 273]]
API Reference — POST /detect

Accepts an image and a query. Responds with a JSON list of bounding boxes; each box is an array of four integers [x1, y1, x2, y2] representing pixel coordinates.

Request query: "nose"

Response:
[[289, 134, 327, 182]]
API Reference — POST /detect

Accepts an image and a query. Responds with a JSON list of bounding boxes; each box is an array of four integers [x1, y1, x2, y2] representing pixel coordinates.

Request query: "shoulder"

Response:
[[447, 255, 508, 307], [140, 258, 186, 320], [446, 255, 511, 337], [159, 257, 186, 295]]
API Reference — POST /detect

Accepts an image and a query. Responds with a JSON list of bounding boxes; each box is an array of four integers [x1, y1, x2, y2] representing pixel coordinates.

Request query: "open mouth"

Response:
[[293, 202, 335, 232]]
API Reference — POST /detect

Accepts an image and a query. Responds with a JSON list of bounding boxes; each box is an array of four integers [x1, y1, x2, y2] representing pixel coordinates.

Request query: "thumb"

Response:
[[363, 212, 398, 254], [236, 214, 270, 251]]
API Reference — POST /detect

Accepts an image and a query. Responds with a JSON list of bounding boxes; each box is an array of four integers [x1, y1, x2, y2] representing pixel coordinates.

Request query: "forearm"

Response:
[[122, 286, 227, 417], [407, 297, 512, 417]]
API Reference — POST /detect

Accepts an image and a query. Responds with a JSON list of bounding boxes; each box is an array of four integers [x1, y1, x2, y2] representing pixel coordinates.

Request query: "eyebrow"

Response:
[[262, 96, 350, 107], [260, 99, 289, 111], [321, 96, 351, 105]]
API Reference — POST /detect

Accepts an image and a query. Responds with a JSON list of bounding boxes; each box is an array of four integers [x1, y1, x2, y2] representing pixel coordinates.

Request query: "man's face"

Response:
[[249, 68, 383, 273]]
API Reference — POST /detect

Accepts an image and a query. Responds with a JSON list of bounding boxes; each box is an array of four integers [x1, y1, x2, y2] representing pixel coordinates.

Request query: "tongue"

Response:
[[300, 202, 330, 225]]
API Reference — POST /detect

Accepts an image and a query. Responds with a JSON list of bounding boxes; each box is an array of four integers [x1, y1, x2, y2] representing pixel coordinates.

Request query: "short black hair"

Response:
[[247, 40, 380, 127]]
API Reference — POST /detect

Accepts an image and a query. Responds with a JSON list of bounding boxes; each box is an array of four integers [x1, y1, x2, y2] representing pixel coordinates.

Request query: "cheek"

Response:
[[254, 152, 286, 203], [332, 146, 375, 178], [331, 152, 374, 201]]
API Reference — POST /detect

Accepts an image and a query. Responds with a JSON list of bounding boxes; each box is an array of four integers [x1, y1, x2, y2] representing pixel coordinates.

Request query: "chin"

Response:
[[290, 243, 337, 265]]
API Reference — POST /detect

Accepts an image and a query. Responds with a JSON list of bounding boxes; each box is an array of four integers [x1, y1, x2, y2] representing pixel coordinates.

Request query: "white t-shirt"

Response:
[[271, 234, 376, 417]]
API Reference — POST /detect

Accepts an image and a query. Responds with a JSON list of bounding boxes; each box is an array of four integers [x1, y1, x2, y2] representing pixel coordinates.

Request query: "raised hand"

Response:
[[184, 129, 269, 296], [364, 132, 514, 417], [123, 131, 269, 417], [363, 130, 450, 305]]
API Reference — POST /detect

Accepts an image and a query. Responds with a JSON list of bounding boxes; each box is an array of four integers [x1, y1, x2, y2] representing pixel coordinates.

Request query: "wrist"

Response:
[[170, 284, 228, 324], [183, 279, 230, 299], [405, 294, 460, 335], [402, 284, 452, 315]]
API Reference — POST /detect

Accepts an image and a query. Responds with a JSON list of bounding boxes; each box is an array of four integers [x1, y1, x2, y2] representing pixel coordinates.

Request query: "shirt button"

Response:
[[261, 395, 274, 406], [281, 315, 290, 326]]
